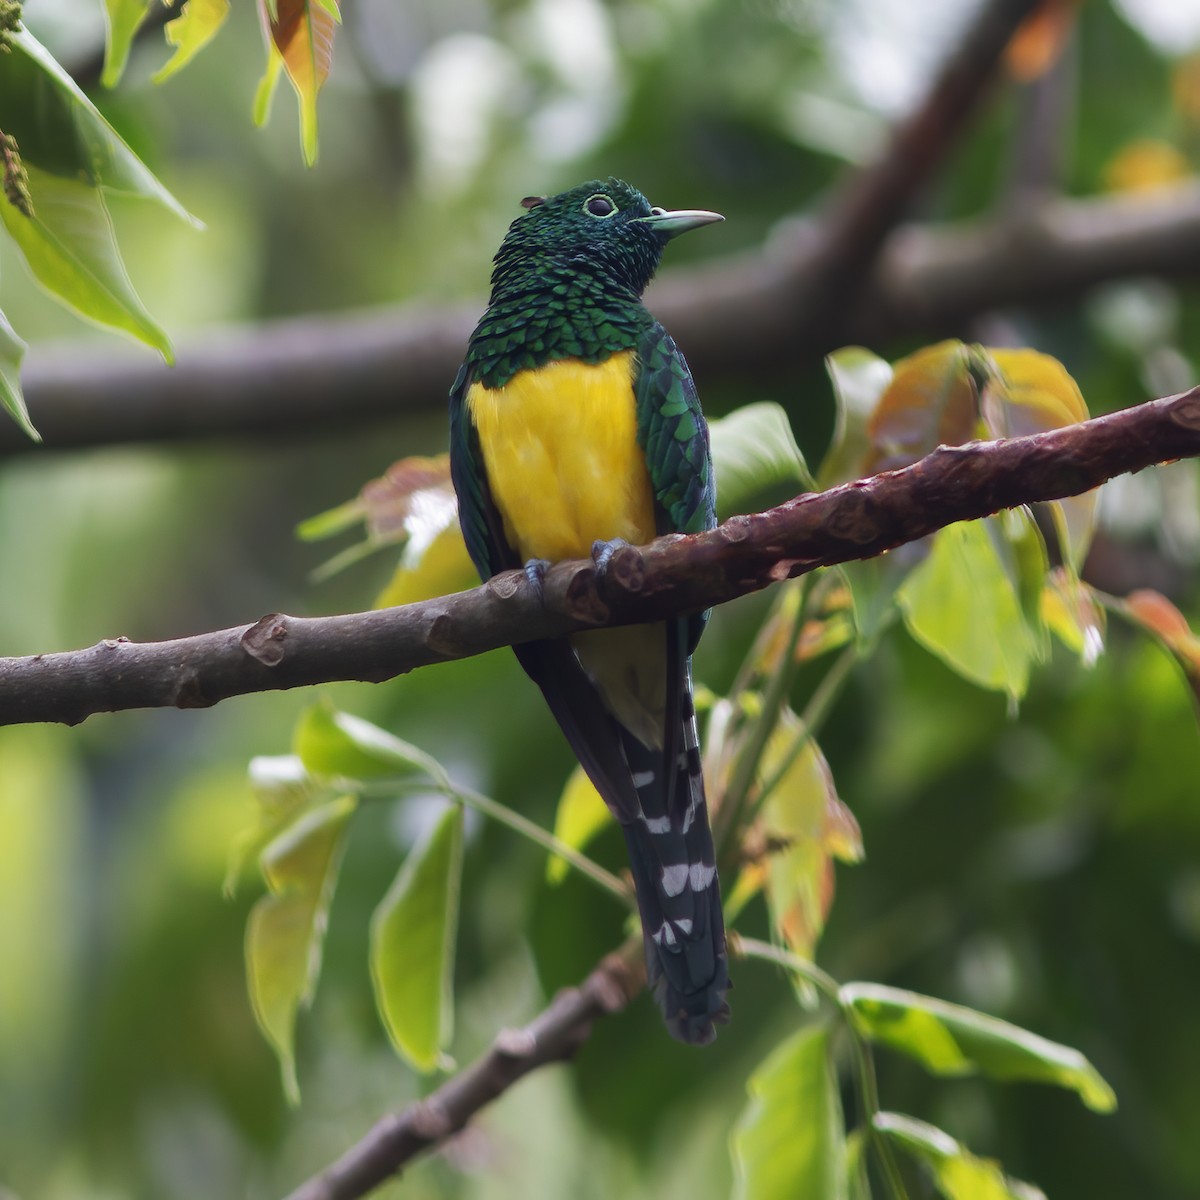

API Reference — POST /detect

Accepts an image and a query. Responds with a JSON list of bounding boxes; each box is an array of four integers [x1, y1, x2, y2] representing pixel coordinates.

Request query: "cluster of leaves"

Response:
[[102, 0, 340, 164], [0, 23, 194, 439], [0, 0, 342, 445], [228, 339, 1200, 1195]]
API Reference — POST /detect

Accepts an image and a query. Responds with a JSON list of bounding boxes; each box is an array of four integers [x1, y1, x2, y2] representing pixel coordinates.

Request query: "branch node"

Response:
[[240, 614, 290, 666], [484, 571, 523, 602], [100, 636, 130, 649], [718, 516, 752, 543], [607, 542, 646, 593], [425, 611, 459, 658], [493, 1026, 538, 1059], [409, 1100, 452, 1141], [564, 566, 609, 624], [1170, 391, 1200, 431], [172, 667, 212, 710]]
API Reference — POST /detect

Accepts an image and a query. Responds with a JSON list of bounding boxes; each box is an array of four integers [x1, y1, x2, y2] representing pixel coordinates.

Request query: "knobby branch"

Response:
[[1, 387, 1198, 729]]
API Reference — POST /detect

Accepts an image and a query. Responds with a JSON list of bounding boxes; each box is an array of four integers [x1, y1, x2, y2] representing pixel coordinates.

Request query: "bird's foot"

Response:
[[590, 537, 629, 579], [523, 557, 552, 599]]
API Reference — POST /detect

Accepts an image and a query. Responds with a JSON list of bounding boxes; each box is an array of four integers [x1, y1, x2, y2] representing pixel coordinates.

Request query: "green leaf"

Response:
[[7, 32, 196, 222], [896, 520, 1037, 702], [820, 346, 893, 487], [1, 165, 172, 359], [731, 1022, 846, 1200], [153, 0, 232, 83], [225, 754, 318, 897], [839, 554, 905, 649], [370, 803, 464, 1073], [253, 49, 285, 127], [294, 703, 443, 784], [709, 401, 814, 518], [246, 794, 357, 1103], [841, 982, 1117, 1113], [101, 0, 155, 87], [875, 1113, 1046, 1200], [546, 765, 610, 885], [0, 308, 36, 441]]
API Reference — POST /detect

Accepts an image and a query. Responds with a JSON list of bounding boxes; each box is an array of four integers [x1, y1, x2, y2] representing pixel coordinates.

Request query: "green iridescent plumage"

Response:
[[449, 178, 729, 1044]]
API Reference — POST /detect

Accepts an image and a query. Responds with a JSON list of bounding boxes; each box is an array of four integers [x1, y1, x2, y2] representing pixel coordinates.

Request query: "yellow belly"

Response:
[[465, 352, 656, 562], [467, 352, 665, 748]]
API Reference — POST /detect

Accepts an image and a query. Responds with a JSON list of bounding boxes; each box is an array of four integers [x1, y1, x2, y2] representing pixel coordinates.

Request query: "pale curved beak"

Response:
[[636, 208, 724, 238]]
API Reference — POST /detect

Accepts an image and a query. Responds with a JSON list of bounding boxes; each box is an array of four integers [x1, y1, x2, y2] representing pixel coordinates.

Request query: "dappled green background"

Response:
[[2, 0, 1200, 1196]]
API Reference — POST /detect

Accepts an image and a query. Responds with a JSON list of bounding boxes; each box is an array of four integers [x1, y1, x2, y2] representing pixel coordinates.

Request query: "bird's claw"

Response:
[[590, 537, 629, 579], [523, 558, 552, 599]]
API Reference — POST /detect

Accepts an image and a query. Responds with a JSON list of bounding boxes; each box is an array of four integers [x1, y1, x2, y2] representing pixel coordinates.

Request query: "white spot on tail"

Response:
[[632, 769, 656, 789], [661, 864, 689, 897], [689, 862, 716, 891], [675, 918, 693, 935], [642, 814, 671, 834]]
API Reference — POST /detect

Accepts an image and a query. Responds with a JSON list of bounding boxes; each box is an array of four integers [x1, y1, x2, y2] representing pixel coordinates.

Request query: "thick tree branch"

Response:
[[283, 943, 644, 1200], [7, 184, 1198, 457], [3, 388, 1198, 727]]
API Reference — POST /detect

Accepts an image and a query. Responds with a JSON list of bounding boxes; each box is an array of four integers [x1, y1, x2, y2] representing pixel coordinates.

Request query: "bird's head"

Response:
[[491, 178, 723, 298]]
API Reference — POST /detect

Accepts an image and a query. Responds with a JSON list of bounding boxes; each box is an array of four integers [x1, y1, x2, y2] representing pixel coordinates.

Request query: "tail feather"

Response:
[[618, 680, 730, 1044]]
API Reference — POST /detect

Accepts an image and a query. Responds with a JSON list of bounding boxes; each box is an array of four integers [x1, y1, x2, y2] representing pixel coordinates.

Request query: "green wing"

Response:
[[635, 322, 716, 651], [448, 363, 515, 582]]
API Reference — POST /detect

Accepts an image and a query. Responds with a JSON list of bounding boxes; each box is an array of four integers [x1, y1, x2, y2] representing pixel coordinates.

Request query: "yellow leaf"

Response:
[[546, 766, 611, 885], [866, 340, 980, 474], [981, 349, 1095, 571], [758, 711, 862, 961], [1103, 140, 1190, 195], [374, 523, 477, 609], [154, 0, 231, 83]]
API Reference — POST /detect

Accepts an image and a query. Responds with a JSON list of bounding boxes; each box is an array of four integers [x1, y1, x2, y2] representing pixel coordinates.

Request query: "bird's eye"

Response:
[[584, 194, 616, 218]]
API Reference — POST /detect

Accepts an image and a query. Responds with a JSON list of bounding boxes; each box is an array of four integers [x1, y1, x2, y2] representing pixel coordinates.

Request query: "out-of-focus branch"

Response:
[[800, 0, 1045, 328], [7, 184, 1199, 457], [3, 388, 1198, 728], [283, 943, 644, 1200]]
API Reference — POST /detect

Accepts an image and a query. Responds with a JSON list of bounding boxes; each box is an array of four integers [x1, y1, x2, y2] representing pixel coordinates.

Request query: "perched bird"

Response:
[[449, 178, 729, 1044]]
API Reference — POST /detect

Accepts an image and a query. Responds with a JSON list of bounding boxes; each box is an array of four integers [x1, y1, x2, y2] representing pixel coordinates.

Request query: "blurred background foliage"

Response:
[[2, 0, 1200, 1196]]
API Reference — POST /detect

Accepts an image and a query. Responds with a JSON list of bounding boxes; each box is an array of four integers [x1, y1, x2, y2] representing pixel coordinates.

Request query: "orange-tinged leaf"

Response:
[[866, 340, 980, 474], [260, 0, 338, 165], [758, 711, 861, 962], [1005, 0, 1080, 83], [1041, 568, 1104, 666], [1103, 140, 1190, 195], [1123, 592, 1200, 717]]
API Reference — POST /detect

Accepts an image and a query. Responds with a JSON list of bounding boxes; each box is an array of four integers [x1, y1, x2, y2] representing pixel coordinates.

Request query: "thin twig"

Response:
[[282, 940, 645, 1200]]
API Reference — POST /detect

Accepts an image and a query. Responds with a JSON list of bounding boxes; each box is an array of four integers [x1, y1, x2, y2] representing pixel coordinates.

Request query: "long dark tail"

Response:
[[618, 682, 730, 1044], [513, 638, 730, 1043]]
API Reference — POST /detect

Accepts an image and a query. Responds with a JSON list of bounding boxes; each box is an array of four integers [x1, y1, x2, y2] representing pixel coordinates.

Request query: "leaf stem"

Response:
[[715, 579, 810, 850], [735, 934, 910, 1200], [434, 781, 632, 906], [750, 643, 858, 820]]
